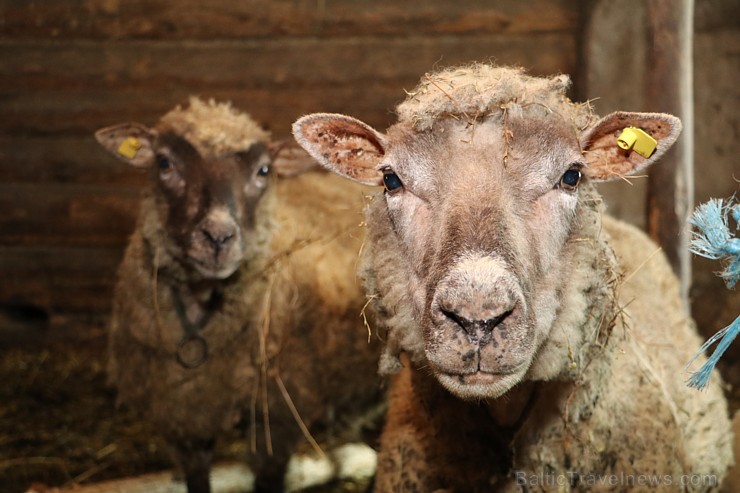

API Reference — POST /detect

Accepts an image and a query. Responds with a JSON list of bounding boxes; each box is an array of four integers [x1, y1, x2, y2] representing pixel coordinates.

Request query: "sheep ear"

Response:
[[580, 112, 682, 182], [268, 139, 321, 177], [292, 113, 386, 186], [95, 123, 157, 168]]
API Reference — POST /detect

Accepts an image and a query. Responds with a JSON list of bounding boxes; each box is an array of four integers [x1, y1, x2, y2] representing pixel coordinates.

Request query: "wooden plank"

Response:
[[0, 246, 123, 313], [0, 0, 580, 322], [0, 137, 149, 186], [0, 184, 141, 247], [695, 0, 740, 32], [0, 0, 577, 40], [0, 281, 115, 314], [0, 36, 575, 91], [645, 0, 694, 304], [0, 86, 402, 139], [0, 35, 576, 135]]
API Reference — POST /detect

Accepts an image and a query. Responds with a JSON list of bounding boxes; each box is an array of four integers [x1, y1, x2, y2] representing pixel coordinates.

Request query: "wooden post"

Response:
[[645, 0, 694, 307]]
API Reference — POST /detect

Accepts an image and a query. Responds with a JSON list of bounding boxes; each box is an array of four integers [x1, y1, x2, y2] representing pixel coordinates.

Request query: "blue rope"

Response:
[[686, 316, 740, 390], [685, 196, 740, 390]]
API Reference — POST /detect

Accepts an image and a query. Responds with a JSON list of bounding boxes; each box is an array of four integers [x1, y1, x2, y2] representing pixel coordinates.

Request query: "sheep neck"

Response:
[[170, 281, 224, 334], [484, 381, 539, 428], [140, 223, 246, 367], [169, 279, 227, 369]]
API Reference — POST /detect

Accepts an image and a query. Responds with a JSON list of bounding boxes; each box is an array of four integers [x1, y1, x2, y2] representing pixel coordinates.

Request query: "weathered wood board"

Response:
[[0, 1, 579, 319]]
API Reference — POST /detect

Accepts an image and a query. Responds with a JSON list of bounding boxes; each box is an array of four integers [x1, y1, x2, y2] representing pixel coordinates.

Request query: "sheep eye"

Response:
[[157, 155, 172, 171], [559, 167, 582, 191], [383, 169, 403, 193], [257, 165, 270, 177]]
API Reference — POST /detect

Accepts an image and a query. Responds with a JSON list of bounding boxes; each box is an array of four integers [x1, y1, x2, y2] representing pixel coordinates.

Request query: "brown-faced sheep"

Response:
[[293, 65, 733, 492], [96, 98, 382, 493]]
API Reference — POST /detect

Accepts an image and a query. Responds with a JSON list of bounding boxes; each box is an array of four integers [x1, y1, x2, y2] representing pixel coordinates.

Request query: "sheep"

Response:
[[293, 64, 733, 492], [95, 97, 383, 493]]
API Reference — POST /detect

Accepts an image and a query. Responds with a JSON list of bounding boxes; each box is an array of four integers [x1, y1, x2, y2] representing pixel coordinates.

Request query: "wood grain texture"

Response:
[[0, 184, 141, 247], [0, 246, 122, 312], [645, 0, 693, 303], [0, 137, 148, 186], [0, 0, 580, 318], [1, 35, 575, 136], [0, 0, 576, 40]]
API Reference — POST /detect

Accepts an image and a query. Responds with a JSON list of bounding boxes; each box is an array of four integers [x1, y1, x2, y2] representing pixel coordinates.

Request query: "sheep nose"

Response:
[[202, 223, 236, 249], [203, 228, 234, 247], [440, 307, 513, 342]]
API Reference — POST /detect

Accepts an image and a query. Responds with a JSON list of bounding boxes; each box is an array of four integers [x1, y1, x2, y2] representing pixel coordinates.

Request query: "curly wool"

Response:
[[159, 96, 271, 155], [397, 64, 596, 131]]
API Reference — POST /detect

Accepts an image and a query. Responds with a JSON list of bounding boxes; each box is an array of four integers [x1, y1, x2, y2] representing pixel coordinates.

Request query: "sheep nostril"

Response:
[[203, 228, 235, 248], [484, 309, 514, 332], [441, 308, 513, 337], [441, 309, 474, 334]]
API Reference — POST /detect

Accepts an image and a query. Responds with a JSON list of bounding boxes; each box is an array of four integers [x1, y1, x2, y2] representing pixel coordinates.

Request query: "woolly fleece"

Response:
[[159, 96, 270, 155], [398, 64, 595, 131], [348, 66, 733, 491], [108, 100, 381, 491]]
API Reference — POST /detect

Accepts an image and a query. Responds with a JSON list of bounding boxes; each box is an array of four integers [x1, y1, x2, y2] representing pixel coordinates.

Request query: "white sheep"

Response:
[[96, 97, 382, 493], [293, 64, 733, 492]]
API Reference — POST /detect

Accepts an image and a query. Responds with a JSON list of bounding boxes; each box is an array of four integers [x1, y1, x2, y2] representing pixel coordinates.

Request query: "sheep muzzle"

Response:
[[187, 207, 245, 279], [424, 254, 535, 399]]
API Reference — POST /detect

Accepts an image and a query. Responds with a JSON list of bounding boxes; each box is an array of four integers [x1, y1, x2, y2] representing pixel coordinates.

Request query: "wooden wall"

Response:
[[581, 0, 740, 350], [0, 1, 580, 322]]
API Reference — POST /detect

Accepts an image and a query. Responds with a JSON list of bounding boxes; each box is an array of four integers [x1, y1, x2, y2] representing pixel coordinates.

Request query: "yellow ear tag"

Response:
[[617, 127, 657, 158], [118, 136, 142, 159]]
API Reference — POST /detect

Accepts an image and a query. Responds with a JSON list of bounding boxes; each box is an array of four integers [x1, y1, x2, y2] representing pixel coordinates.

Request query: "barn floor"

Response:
[[3, 311, 739, 493], [0, 313, 372, 493]]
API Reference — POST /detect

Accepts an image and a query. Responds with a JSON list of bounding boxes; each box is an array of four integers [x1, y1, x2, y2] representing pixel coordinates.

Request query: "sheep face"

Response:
[[377, 117, 585, 399], [96, 123, 272, 280], [294, 109, 680, 401]]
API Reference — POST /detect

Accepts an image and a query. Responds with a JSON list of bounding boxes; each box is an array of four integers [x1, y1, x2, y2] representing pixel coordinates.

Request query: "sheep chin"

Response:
[[434, 365, 528, 400], [185, 241, 246, 280], [189, 258, 242, 280]]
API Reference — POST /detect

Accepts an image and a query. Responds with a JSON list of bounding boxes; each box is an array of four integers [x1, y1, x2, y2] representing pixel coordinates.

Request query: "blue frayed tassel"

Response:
[[687, 197, 740, 287], [685, 195, 740, 390], [686, 316, 740, 390]]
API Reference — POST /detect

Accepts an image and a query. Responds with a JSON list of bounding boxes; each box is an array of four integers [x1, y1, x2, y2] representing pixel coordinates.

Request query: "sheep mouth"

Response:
[[188, 255, 242, 280], [186, 238, 246, 279], [435, 364, 528, 399]]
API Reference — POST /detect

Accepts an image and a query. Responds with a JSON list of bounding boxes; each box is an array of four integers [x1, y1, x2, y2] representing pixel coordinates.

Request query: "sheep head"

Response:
[[96, 98, 274, 280], [293, 65, 681, 400]]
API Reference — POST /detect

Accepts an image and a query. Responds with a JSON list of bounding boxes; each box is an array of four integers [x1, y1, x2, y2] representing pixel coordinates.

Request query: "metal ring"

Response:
[[176, 335, 209, 369]]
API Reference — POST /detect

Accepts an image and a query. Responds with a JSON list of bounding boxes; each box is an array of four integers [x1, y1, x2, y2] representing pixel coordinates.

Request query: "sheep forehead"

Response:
[[387, 115, 583, 194], [158, 96, 270, 156], [383, 127, 438, 190], [153, 133, 258, 227], [396, 64, 595, 132], [155, 130, 233, 176], [506, 116, 585, 184]]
